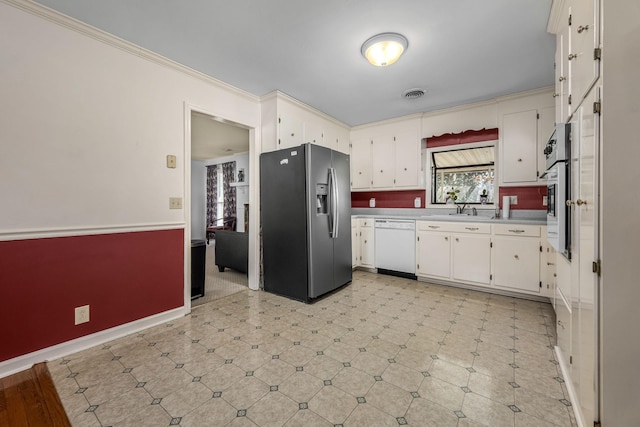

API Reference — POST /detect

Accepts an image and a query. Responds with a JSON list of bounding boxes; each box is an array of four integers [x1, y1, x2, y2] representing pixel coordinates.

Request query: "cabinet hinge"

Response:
[[537, 113, 540, 119], [278, 138, 281, 145], [394, 179, 396, 184], [278, 117, 281, 124], [540, 245, 543, 252], [539, 281, 542, 288], [417, 264, 420, 270], [569, 355, 573, 364], [537, 170, 540, 177], [568, 94, 572, 105], [593, 101, 601, 114], [568, 14, 572, 26], [370, 140, 373, 145], [592, 260, 601, 276], [490, 242, 493, 248], [490, 274, 493, 281], [417, 235, 420, 242], [594, 47, 602, 60], [393, 136, 396, 141]]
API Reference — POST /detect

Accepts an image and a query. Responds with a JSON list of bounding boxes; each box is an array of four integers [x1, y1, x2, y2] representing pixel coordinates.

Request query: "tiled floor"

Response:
[[49, 271, 576, 427]]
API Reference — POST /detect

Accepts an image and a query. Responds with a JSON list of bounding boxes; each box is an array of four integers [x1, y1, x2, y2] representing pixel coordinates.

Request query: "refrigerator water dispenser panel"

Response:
[[316, 184, 328, 214]]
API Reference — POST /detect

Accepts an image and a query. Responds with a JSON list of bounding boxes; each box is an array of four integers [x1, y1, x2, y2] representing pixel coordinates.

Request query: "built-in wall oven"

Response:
[[543, 123, 571, 259]]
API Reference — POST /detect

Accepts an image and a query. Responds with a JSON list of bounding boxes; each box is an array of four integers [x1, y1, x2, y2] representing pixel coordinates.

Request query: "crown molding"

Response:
[[2, 0, 260, 104], [261, 90, 350, 130]]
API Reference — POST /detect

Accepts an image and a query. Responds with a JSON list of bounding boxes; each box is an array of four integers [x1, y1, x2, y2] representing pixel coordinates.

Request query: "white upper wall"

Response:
[[0, 2, 260, 233]]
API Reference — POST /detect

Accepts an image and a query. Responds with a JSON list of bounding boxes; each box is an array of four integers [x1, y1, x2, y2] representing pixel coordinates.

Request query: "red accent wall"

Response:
[[351, 190, 426, 209], [499, 186, 547, 210], [0, 229, 184, 362]]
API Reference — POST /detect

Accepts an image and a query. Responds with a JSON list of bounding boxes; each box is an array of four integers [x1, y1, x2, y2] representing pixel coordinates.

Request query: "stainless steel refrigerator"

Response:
[[260, 143, 352, 302]]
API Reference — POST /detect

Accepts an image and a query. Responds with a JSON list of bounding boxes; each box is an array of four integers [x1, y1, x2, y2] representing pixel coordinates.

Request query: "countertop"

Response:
[[351, 208, 547, 226]]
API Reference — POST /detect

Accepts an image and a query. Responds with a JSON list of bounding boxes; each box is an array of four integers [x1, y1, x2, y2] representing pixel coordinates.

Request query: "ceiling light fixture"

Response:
[[361, 33, 408, 67]]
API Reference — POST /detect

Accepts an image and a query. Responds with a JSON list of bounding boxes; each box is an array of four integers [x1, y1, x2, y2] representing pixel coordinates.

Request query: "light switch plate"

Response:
[[169, 197, 183, 209], [510, 196, 518, 205], [166, 155, 177, 169], [542, 195, 548, 206]]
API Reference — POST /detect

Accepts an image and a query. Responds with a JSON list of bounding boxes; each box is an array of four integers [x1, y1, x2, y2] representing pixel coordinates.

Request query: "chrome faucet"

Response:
[[456, 203, 467, 214], [472, 207, 477, 216]]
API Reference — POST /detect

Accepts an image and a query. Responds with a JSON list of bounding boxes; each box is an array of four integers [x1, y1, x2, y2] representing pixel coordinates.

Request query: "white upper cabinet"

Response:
[[501, 109, 539, 184], [372, 135, 395, 188], [304, 121, 324, 146], [568, 0, 600, 113], [350, 138, 372, 190], [278, 113, 304, 149], [349, 118, 422, 191], [394, 130, 421, 187], [497, 90, 555, 187], [260, 91, 350, 154]]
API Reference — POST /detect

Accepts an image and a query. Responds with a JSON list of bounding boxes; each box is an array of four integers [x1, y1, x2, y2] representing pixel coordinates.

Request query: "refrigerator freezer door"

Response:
[[260, 146, 309, 302], [331, 149, 353, 289], [307, 144, 335, 298]]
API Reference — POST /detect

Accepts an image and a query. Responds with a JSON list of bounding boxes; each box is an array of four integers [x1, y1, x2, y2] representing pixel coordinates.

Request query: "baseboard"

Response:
[[416, 276, 552, 303], [555, 345, 586, 427], [0, 306, 188, 379]]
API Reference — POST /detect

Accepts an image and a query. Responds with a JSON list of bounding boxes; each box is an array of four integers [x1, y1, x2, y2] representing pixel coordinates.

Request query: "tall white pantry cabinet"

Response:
[[547, 1, 640, 426]]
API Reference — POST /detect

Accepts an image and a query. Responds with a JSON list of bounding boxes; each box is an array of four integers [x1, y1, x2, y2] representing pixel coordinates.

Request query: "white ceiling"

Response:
[[34, 0, 555, 127], [191, 112, 250, 161]]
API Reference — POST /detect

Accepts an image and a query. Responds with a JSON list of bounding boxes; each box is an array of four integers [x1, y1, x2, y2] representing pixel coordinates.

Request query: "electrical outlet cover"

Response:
[[511, 196, 518, 205], [75, 305, 90, 325]]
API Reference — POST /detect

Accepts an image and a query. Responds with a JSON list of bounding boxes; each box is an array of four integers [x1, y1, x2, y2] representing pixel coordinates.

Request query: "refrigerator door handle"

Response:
[[329, 167, 339, 239]]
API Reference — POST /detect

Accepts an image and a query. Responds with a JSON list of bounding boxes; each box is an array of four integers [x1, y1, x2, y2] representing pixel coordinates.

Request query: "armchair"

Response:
[[206, 216, 236, 244]]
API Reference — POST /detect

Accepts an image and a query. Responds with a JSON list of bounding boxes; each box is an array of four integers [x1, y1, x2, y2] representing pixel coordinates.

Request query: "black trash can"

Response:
[[191, 239, 206, 299]]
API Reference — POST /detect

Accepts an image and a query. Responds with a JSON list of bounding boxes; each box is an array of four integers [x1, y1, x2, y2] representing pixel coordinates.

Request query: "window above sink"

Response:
[[427, 141, 496, 207]]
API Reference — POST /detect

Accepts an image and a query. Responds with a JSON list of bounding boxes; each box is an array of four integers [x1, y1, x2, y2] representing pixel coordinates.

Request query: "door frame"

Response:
[[183, 103, 261, 312]]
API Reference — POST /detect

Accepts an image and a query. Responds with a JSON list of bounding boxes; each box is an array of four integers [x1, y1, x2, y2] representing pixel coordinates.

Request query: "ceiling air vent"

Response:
[[403, 88, 425, 99]]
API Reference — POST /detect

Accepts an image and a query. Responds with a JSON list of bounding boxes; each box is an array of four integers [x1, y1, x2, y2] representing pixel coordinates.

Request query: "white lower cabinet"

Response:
[[358, 219, 375, 268], [417, 230, 451, 279], [416, 221, 544, 297], [416, 221, 491, 286], [452, 233, 491, 285], [491, 224, 542, 294], [351, 219, 359, 268]]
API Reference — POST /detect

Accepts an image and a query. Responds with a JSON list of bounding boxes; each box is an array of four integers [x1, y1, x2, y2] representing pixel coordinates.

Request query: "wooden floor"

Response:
[[0, 363, 71, 427]]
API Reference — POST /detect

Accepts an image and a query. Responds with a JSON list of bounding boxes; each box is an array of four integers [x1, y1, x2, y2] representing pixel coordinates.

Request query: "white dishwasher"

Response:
[[374, 219, 416, 276]]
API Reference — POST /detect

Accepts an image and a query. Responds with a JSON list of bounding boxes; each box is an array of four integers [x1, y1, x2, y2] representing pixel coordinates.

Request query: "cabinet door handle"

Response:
[[380, 170, 383, 173], [517, 158, 522, 162], [576, 199, 587, 206], [465, 227, 479, 231], [566, 200, 575, 206], [558, 320, 565, 329], [445, 237, 449, 241], [404, 167, 407, 171], [577, 25, 589, 33], [428, 225, 440, 229], [568, 53, 578, 60], [455, 238, 459, 242], [508, 229, 525, 233], [559, 76, 566, 82], [514, 254, 520, 260]]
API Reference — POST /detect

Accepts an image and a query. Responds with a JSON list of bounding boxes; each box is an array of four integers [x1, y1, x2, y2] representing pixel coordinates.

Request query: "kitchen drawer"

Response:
[[359, 218, 374, 228], [492, 223, 541, 237], [417, 221, 458, 233], [447, 222, 491, 234]]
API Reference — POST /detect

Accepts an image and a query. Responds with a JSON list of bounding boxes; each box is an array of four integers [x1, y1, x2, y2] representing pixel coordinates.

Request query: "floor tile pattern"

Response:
[[50, 271, 575, 426]]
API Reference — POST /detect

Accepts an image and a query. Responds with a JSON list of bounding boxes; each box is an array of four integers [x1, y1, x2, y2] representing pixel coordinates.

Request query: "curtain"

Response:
[[222, 161, 236, 219], [206, 164, 218, 226]]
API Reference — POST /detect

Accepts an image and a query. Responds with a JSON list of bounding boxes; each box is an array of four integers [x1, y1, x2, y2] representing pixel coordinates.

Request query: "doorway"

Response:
[[189, 110, 251, 306]]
